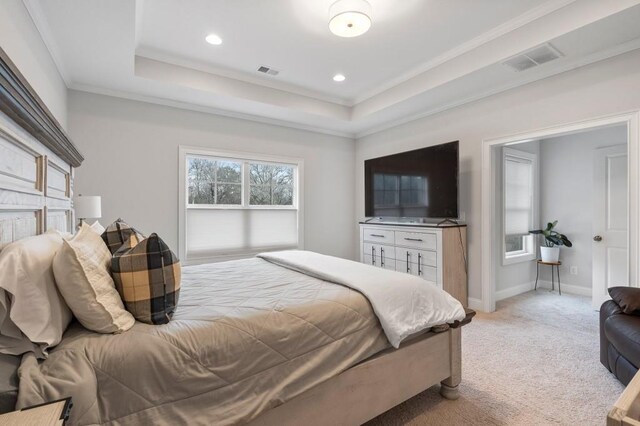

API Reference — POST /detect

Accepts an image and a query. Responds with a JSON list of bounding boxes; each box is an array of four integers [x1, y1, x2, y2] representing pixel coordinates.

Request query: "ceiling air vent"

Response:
[[502, 43, 563, 72], [257, 65, 279, 76]]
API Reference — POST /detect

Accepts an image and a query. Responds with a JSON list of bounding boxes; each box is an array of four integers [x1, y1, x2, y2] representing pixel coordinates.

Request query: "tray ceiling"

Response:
[[23, 0, 640, 137]]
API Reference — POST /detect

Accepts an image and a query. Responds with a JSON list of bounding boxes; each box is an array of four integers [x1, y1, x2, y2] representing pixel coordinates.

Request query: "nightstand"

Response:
[[0, 397, 72, 426]]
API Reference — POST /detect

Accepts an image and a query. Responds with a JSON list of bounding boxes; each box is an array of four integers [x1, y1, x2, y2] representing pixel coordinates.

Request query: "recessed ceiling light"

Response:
[[333, 74, 346, 82], [329, 0, 372, 38], [205, 33, 222, 45]]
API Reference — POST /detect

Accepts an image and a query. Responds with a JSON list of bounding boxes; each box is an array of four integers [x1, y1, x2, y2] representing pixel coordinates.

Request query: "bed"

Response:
[[0, 46, 473, 425]]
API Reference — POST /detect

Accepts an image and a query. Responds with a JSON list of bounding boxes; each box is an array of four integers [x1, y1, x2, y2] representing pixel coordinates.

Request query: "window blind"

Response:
[[182, 152, 300, 261], [504, 157, 533, 235], [186, 209, 298, 257]]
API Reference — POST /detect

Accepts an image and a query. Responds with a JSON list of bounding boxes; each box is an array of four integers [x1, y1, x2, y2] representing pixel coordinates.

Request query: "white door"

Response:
[[593, 145, 628, 308]]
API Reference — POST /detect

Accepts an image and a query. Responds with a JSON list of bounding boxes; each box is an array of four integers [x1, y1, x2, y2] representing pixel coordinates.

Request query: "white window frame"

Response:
[[178, 146, 304, 264], [502, 147, 538, 265]]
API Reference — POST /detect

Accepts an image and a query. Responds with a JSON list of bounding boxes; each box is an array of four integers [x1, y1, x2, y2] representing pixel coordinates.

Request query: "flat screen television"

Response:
[[364, 141, 459, 219]]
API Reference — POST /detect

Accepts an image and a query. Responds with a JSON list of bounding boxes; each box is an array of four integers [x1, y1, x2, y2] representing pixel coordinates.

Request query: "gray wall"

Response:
[[0, 0, 68, 129], [538, 125, 627, 289], [69, 91, 357, 260], [355, 49, 640, 304]]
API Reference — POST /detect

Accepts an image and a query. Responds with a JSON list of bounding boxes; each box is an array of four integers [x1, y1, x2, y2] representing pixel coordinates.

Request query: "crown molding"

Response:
[[68, 83, 356, 139], [134, 0, 145, 46], [21, 0, 71, 88], [353, 0, 578, 104]]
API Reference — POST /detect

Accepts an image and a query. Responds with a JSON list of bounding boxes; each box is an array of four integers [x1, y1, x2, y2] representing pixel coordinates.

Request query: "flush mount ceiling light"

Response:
[[333, 73, 346, 82], [205, 33, 223, 45], [329, 0, 372, 38]]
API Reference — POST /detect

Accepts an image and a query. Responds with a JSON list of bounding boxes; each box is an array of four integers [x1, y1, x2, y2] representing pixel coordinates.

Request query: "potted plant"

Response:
[[530, 221, 572, 263]]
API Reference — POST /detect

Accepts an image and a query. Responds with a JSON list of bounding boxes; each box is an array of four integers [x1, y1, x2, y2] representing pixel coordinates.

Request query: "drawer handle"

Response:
[[404, 237, 423, 242], [370, 234, 386, 238], [418, 253, 422, 276], [406, 251, 411, 273], [371, 246, 376, 265], [381, 248, 385, 267]]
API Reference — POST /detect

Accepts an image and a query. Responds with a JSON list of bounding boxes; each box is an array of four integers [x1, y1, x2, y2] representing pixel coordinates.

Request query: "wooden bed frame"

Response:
[[250, 313, 473, 425], [0, 45, 474, 425]]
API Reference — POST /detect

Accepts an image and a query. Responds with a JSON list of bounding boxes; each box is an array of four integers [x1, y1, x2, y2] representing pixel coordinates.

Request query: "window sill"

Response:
[[184, 245, 300, 266], [186, 205, 298, 211], [503, 252, 536, 266]]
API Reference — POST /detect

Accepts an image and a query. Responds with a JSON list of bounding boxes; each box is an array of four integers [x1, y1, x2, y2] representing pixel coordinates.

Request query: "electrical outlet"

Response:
[[570, 266, 578, 275]]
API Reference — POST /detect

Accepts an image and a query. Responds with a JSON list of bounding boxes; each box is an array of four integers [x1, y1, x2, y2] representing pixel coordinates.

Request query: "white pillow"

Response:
[[89, 220, 105, 235], [0, 232, 72, 358], [53, 222, 135, 333]]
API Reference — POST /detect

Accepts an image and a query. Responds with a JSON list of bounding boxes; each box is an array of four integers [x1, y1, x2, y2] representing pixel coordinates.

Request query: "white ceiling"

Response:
[[136, 0, 543, 103], [23, 0, 640, 137]]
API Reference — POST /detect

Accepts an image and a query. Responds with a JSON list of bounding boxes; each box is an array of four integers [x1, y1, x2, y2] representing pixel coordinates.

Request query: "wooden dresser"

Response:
[[359, 222, 468, 307]]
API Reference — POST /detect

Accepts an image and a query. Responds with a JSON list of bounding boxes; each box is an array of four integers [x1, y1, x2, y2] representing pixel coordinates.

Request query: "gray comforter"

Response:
[[17, 258, 389, 425]]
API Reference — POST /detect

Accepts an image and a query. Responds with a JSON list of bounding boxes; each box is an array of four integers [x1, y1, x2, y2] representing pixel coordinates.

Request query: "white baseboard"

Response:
[[495, 281, 535, 301], [467, 297, 483, 311], [465, 282, 591, 312], [493, 280, 592, 302], [535, 280, 591, 296]]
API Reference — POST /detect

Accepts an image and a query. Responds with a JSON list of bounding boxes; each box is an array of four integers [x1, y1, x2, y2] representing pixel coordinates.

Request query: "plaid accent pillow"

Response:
[[111, 233, 181, 324], [101, 218, 145, 254]]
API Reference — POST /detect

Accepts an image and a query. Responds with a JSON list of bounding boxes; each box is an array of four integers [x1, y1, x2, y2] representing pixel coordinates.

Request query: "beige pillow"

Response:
[[53, 222, 135, 333], [0, 231, 72, 358]]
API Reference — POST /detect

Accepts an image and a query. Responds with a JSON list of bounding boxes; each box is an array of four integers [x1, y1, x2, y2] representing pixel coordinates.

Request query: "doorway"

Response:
[[481, 113, 640, 313]]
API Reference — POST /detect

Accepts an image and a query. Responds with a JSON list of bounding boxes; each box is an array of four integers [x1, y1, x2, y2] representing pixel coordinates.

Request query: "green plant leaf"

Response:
[[546, 235, 562, 246], [560, 234, 573, 247]]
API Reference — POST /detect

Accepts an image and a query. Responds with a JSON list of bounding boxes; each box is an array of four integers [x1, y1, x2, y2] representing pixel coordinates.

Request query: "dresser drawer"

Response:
[[395, 231, 437, 250], [397, 248, 437, 268], [381, 258, 396, 270], [396, 260, 438, 283], [364, 255, 396, 270], [363, 243, 396, 261], [362, 227, 394, 243]]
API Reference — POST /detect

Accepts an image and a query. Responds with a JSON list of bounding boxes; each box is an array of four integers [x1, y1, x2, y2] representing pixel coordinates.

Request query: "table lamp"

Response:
[[75, 195, 101, 228]]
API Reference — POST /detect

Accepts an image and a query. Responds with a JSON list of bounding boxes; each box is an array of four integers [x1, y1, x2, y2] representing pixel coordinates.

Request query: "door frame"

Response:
[[481, 111, 640, 312]]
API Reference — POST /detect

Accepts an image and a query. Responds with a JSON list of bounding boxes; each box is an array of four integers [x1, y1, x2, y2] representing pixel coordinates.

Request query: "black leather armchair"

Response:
[[601, 287, 640, 385]]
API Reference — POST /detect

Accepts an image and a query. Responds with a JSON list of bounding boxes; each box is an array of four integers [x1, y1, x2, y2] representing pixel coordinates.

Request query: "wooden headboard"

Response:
[[0, 47, 83, 248]]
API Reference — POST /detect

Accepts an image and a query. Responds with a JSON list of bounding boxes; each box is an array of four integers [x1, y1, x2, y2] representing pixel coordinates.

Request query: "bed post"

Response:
[[440, 327, 461, 400]]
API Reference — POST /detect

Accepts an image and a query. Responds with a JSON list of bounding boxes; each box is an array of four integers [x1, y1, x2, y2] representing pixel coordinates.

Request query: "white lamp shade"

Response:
[[329, 0, 372, 38], [75, 196, 102, 219]]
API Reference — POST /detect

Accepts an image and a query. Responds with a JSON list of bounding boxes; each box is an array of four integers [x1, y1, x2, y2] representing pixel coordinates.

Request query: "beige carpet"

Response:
[[366, 290, 625, 426]]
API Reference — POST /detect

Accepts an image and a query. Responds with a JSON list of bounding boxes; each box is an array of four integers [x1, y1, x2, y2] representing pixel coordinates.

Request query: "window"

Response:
[[503, 148, 537, 264], [179, 147, 302, 263], [249, 163, 294, 206], [188, 158, 242, 205]]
